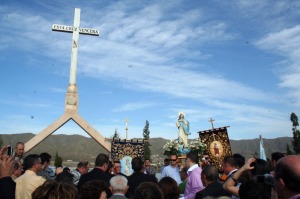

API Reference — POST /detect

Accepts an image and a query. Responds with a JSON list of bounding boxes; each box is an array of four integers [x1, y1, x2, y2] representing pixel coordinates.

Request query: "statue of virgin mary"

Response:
[[176, 112, 191, 148]]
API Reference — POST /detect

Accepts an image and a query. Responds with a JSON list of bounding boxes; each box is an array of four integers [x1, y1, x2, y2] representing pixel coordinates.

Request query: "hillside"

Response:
[[0, 133, 292, 163]]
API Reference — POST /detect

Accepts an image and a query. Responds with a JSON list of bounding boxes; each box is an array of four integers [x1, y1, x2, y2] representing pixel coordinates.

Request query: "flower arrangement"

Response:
[[188, 138, 207, 155], [163, 139, 181, 156]]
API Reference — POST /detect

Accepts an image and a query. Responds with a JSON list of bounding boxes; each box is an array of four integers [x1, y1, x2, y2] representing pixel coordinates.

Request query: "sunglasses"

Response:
[[170, 159, 177, 162]]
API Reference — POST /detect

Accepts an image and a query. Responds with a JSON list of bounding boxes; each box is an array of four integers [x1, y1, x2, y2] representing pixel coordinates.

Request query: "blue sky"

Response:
[[1, 0, 300, 141]]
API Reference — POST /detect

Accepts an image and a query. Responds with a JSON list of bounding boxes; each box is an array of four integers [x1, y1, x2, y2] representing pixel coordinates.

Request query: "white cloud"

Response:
[[256, 25, 300, 106], [113, 102, 158, 112]]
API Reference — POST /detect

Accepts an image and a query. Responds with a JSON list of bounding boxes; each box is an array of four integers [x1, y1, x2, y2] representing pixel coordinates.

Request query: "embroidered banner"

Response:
[[111, 139, 145, 176], [198, 127, 232, 171]]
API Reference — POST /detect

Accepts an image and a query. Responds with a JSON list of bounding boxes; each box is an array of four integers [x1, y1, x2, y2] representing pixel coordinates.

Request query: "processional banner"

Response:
[[111, 139, 145, 176], [198, 127, 232, 171]]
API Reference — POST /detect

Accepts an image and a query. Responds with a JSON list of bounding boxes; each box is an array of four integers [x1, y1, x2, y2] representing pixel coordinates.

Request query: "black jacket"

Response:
[[77, 168, 111, 190], [195, 181, 231, 199], [126, 172, 158, 198]]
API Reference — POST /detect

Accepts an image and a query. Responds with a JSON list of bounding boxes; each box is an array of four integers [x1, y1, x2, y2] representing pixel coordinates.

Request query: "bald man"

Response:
[[274, 155, 300, 199]]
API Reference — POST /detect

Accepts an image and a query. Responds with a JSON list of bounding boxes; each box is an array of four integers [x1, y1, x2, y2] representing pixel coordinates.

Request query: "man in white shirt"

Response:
[[161, 154, 181, 184]]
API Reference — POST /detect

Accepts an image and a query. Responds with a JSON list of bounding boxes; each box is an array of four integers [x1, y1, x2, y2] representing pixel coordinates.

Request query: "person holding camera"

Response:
[[223, 158, 274, 199], [0, 145, 17, 199]]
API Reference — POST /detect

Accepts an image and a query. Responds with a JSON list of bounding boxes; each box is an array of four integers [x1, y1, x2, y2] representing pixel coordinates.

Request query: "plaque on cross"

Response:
[[52, 8, 100, 86]]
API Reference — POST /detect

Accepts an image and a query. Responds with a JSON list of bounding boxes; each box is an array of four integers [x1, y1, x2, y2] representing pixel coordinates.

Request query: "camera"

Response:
[[7, 146, 13, 156], [254, 174, 274, 187]]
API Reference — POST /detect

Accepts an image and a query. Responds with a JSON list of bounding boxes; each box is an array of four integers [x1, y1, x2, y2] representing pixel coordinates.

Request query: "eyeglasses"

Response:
[[170, 159, 177, 162]]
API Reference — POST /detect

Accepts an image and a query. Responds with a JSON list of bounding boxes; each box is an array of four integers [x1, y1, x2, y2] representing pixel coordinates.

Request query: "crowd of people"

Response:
[[0, 142, 300, 199]]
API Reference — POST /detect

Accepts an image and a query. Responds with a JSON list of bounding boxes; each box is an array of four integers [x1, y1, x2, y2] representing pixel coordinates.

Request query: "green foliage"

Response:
[[111, 129, 120, 140], [144, 141, 151, 160], [290, 112, 300, 154], [143, 120, 150, 139], [143, 120, 151, 159], [54, 152, 63, 167], [286, 143, 293, 155]]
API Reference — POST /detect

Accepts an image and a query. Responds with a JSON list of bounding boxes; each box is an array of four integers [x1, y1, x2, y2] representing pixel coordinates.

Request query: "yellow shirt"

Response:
[[15, 170, 46, 199]]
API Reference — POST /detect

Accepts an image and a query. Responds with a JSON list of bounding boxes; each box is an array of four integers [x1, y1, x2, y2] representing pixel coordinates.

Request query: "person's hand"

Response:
[[241, 158, 256, 171], [55, 167, 63, 175], [0, 145, 9, 159], [0, 154, 14, 178]]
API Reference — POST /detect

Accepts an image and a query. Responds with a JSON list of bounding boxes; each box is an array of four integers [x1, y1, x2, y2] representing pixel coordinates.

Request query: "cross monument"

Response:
[[209, 117, 215, 129], [124, 118, 129, 140], [24, 8, 111, 152]]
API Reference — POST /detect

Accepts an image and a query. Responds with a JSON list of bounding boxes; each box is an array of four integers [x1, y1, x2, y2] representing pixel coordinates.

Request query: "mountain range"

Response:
[[0, 133, 292, 165]]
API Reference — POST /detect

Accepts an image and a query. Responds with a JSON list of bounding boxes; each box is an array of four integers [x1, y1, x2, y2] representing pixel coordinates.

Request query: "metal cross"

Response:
[[209, 117, 215, 129]]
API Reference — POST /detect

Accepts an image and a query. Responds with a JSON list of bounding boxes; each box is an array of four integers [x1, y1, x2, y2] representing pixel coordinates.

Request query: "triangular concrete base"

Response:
[[24, 85, 111, 153]]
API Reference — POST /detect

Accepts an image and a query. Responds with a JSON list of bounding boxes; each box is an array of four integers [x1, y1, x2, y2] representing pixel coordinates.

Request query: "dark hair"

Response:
[[56, 171, 74, 184], [223, 156, 238, 168], [132, 157, 143, 172], [32, 180, 78, 199], [133, 182, 164, 199], [15, 142, 24, 147], [169, 154, 178, 159], [63, 167, 70, 172], [239, 180, 271, 199], [271, 152, 285, 162], [79, 180, 109, 199], [202, 165, 219, 182], [40, 153, 52, 164], [158, 177, 180, 199], [13, 160, 21, 170], [24, 154, 40, 170], [113, 160, 120, 164], [186, 152, 198, 164], [233, 153, 245, 168], [275, 157, 300, 192], [181, 166, 188, 174], [77, 161, 89, 168], [249, 159, 270, 177], [95, 154, 109, 167]]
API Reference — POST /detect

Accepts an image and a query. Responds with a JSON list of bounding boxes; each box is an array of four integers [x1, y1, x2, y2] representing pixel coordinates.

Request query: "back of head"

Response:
[[131, 157, 143, 172], [110, 175, 128, 192], [95, 154, 109, 167], [79, 180, 109, 199], [233, 153, 245, 168], [77, 161, 89, 169], [223, 156, 238, 168], [275, 155, 300, 193], [133, 182, 164, 199], [32, 180, 59, 199], [24, 154, 40, 170], [202, 165, 219, 182], [32, 180, 78, 199], [40, 152, 51, 164], [55, 171, 74, 184], [271, 152, 285, 163], [159, 177, 180, 199], [186, 152, 198, 164], [58, 183, 78, 199], [239, 180, 271, 199], [250, 159, 270, 176]]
